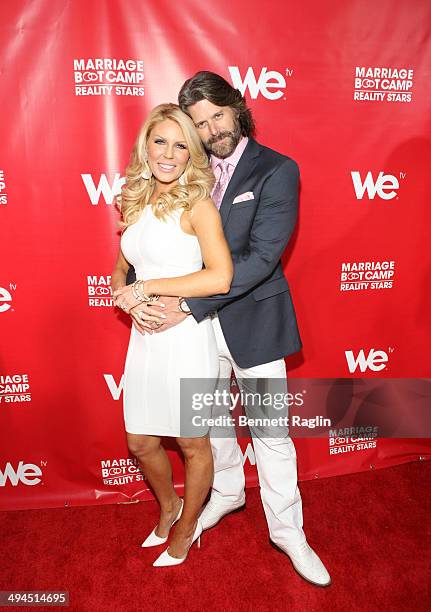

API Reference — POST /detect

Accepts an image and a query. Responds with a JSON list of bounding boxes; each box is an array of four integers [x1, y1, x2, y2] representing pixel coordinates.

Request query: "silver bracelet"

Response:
[[132, 280, 159, 303]]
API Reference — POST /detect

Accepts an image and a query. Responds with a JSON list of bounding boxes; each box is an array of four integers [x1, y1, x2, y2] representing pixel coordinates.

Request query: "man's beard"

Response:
[[205, 119, 242, 158]]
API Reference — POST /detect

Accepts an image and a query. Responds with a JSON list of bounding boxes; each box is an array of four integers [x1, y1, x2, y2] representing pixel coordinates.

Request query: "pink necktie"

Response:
[[212, 161, 230, 210]]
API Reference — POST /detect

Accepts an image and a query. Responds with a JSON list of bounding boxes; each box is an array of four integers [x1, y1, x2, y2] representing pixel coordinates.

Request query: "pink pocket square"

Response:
[[233, 191, 254, 204]]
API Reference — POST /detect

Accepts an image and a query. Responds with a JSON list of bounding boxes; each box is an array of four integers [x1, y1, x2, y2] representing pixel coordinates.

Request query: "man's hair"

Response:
[[178, 71, 255, 137]]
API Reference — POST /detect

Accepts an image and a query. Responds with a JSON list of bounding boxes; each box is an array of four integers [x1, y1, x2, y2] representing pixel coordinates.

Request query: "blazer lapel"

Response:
[[219, 138, 261, 228]]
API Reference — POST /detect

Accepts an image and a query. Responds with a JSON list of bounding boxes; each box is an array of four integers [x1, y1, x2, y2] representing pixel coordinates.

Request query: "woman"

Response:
[[111, 103, 233, 567]]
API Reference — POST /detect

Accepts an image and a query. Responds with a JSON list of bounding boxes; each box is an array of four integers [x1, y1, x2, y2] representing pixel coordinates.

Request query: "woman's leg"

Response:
[[127, 433, 181, 537], [168, 435, 213, 558]]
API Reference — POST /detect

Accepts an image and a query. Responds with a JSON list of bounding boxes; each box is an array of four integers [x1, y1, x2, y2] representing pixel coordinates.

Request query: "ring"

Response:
[[153, 322, 163, 328]]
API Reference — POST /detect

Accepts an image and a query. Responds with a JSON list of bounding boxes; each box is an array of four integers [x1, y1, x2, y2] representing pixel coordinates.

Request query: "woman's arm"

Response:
[[111, 248, 129, 293]]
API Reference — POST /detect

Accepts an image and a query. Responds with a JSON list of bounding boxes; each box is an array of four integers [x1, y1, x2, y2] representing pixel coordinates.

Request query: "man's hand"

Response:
[[153, 296, 189, 333], [129, 301, 166, 335], [129, 296, 188, 335]]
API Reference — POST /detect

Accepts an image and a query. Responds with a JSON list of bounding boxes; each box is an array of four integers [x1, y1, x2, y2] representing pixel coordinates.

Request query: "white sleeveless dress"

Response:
[[120, 205, 219, 437]]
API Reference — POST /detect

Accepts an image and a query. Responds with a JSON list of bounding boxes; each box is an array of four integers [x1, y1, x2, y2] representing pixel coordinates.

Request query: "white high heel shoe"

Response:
[[141, 498, 184, 548], [152, 519, 203, 567]]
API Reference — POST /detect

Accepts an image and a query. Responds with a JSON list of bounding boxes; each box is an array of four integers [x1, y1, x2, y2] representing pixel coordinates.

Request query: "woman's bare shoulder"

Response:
[[190, 197, 218, 217]]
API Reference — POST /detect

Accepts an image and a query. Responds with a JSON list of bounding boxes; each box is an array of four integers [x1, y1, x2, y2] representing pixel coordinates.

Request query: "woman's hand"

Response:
[[112, 284, 142, 313]]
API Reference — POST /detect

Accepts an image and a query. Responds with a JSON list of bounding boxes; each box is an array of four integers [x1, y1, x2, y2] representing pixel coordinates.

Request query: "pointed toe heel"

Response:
[[141, 498, 184, 548], [153, 519, 203, 567]]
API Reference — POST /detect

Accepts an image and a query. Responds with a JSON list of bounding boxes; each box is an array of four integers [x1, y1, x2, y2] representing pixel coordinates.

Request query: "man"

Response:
[[126, 71, 330, 586]]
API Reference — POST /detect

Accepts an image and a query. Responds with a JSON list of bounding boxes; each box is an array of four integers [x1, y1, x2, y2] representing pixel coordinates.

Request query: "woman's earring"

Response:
[[178, 173, 187, 186], [141, 166, 151, 180], [141, 150, 151, 180]]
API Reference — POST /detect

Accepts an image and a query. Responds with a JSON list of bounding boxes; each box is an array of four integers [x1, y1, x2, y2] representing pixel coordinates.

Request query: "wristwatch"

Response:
[[178, 297, 192, 315]]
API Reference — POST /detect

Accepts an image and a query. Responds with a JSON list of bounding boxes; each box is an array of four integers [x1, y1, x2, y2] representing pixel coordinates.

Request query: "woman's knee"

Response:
[[127, 433, 160, 459], [176, 436, 211, 460]]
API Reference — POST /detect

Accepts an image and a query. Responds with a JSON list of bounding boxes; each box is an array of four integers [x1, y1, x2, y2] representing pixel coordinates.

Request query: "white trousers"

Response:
[[210, 316, 306, 548]]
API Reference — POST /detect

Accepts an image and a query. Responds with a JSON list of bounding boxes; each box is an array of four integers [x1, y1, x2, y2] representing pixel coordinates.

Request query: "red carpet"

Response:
[[1, 461, 430, 612]]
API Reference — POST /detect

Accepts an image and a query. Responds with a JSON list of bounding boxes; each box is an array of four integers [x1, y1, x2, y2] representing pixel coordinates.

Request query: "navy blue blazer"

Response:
[[186, 138, 302, 368]]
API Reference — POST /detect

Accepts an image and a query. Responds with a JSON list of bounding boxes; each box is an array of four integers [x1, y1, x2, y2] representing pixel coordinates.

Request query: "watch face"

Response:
[[180, 299, 191, 313]]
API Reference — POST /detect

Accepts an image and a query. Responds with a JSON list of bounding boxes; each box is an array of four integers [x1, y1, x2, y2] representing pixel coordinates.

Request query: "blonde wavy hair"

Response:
[[118, 103, 214, 227]]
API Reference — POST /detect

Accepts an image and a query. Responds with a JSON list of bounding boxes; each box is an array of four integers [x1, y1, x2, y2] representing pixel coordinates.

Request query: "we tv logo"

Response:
[[351, 171, 406, 200], [345, 348, 394, 373], [81, 173, 125, 205], [0, 461, 43, 486], [228, 66, 293, 100], [0, 283, 16, 313], [104, 374, 124, 400]]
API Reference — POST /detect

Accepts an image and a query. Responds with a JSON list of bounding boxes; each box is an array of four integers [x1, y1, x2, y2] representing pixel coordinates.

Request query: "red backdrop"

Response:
[[1, 0, 430, 510]]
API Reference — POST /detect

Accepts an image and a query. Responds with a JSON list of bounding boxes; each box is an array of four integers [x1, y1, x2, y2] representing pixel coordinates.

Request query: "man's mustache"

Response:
[[207, 131, 234, 146]]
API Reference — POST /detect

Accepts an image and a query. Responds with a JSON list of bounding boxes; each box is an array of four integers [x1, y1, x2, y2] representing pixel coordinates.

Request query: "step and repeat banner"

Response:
[[1, 0, 430, 510]]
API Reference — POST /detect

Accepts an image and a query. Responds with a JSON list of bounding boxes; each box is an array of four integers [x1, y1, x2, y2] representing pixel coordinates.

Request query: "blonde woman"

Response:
[[111, 104, 232, 567]]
